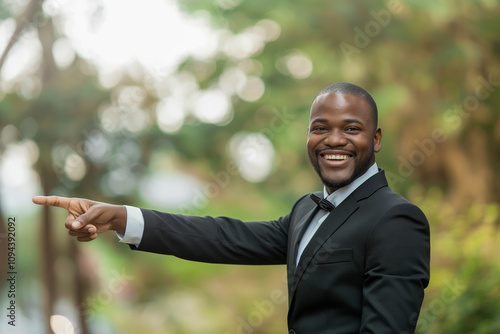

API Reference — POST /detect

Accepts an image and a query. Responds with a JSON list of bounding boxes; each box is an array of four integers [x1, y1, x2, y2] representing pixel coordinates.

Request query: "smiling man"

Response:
[[33, 82, 430, 333], [307, 85, 381, 193]]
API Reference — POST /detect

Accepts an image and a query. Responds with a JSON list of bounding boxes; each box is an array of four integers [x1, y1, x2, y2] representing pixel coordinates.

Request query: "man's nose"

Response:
[[324, 129, 348, 146]]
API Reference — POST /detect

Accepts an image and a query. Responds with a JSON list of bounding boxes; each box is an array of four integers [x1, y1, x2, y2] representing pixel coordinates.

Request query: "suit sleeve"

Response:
[[130, 209, 290, 265], [360, 203, 430, 333]]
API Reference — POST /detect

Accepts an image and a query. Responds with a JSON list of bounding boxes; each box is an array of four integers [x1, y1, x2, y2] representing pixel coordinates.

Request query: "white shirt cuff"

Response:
[[116, 205, 144, 247]]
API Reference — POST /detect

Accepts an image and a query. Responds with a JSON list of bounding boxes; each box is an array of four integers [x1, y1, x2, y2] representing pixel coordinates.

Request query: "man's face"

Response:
[[307, 93, 382, 194]]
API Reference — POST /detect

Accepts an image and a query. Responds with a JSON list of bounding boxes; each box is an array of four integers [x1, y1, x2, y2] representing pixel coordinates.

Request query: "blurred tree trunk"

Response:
[[0, 1, 60, 333], [36, 10, 91, 334], [34, 143, 57, 333], [0, 0, 44, 73], [71, 241, 90, 334], [0, 0, 44, 290], [35, 6, 58, 333]]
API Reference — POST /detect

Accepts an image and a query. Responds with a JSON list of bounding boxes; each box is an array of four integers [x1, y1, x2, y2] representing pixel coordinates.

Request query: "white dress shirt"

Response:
[[118, 163, 380, 262], [116, 205, 144, 247]]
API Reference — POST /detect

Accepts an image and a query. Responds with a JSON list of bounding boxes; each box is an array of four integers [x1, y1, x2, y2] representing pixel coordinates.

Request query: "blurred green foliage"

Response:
[[1, 0, 500, 333]]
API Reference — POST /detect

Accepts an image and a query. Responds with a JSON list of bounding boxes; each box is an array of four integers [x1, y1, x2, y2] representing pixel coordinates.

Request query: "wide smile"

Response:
[[323, 154, 350, 161], [318, 150, 354, 167]]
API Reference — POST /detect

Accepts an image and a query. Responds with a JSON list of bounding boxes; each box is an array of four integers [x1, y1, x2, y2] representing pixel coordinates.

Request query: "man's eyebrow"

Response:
[[343, 118, 364, 125], [310, 118, 365, 125], [310, 118, 329, 124]]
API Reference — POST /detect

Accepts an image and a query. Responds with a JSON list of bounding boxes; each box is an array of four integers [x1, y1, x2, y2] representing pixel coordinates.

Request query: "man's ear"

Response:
[[374, 127, 382, 152]]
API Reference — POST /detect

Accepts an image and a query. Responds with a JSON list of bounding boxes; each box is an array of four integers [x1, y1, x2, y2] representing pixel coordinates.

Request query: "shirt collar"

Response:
[[322, 162, 379, 207]]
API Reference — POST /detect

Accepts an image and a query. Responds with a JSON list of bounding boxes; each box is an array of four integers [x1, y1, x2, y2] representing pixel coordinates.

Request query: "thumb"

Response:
[[68, 206, 100, 230]]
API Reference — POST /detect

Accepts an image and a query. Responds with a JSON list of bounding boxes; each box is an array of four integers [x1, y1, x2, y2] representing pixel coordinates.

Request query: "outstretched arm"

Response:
[[32, 196, 127, 242]]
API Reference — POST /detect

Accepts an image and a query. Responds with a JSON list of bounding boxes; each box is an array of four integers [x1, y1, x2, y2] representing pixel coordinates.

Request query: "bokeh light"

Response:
[[64, 153, 86, 181], [192, 89, 233, 124], [229, 132, 275, 182], [84, 129, 112, 163], [139, 171, 204, 210], [276, 50, 313, 80], [218, 67, 247, 95], [54, 0, 219, 82], [52, 37, 76, 69], [255, 19, 281, 42], [156, 98, 186, 133], [236, 76, 265, 102], [50, 314, 75, 334]]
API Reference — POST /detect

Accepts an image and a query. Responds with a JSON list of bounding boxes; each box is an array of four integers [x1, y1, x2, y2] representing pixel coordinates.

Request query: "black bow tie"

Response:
[[310, 194, 335, 212]]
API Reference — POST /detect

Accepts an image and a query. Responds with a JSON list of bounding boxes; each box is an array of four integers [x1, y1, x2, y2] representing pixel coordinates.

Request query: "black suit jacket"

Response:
[[133, 170, 430, 333]]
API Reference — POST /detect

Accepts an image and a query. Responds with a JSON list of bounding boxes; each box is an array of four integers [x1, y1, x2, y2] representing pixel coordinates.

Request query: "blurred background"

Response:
[[0, 0, 499, 333]]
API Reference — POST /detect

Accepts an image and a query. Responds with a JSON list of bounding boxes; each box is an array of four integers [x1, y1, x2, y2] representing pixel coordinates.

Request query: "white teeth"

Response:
[[324, 154, 349, 160]]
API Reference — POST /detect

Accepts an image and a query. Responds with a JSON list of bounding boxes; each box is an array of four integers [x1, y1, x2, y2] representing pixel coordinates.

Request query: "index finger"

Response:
[[32, 196, 72, 209]]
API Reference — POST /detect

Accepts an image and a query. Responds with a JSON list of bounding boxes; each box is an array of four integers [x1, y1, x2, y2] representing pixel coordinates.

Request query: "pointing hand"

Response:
[[32, 196, 127, 242]]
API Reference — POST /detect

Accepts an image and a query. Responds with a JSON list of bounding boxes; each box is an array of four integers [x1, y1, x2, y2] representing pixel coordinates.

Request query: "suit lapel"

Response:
[[289, 196, 359, 302], [287, 170, 389, 306], [287, 205, 318, 274]]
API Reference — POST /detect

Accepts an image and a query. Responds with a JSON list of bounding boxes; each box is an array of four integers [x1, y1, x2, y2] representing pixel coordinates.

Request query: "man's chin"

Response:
[[320, 173, 355, 192]]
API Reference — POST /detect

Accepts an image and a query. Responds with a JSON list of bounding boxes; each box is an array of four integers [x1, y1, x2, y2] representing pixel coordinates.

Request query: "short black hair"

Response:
[[313, 82, 378, 129]]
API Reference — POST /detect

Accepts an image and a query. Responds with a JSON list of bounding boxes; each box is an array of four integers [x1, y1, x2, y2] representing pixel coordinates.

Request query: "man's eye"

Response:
[[345, 127, 360, 132], [312, 126, 327, 132]]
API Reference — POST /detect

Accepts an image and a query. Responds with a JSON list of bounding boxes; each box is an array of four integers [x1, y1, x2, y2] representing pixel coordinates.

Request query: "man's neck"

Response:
[[323, 163, 379, 205]]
